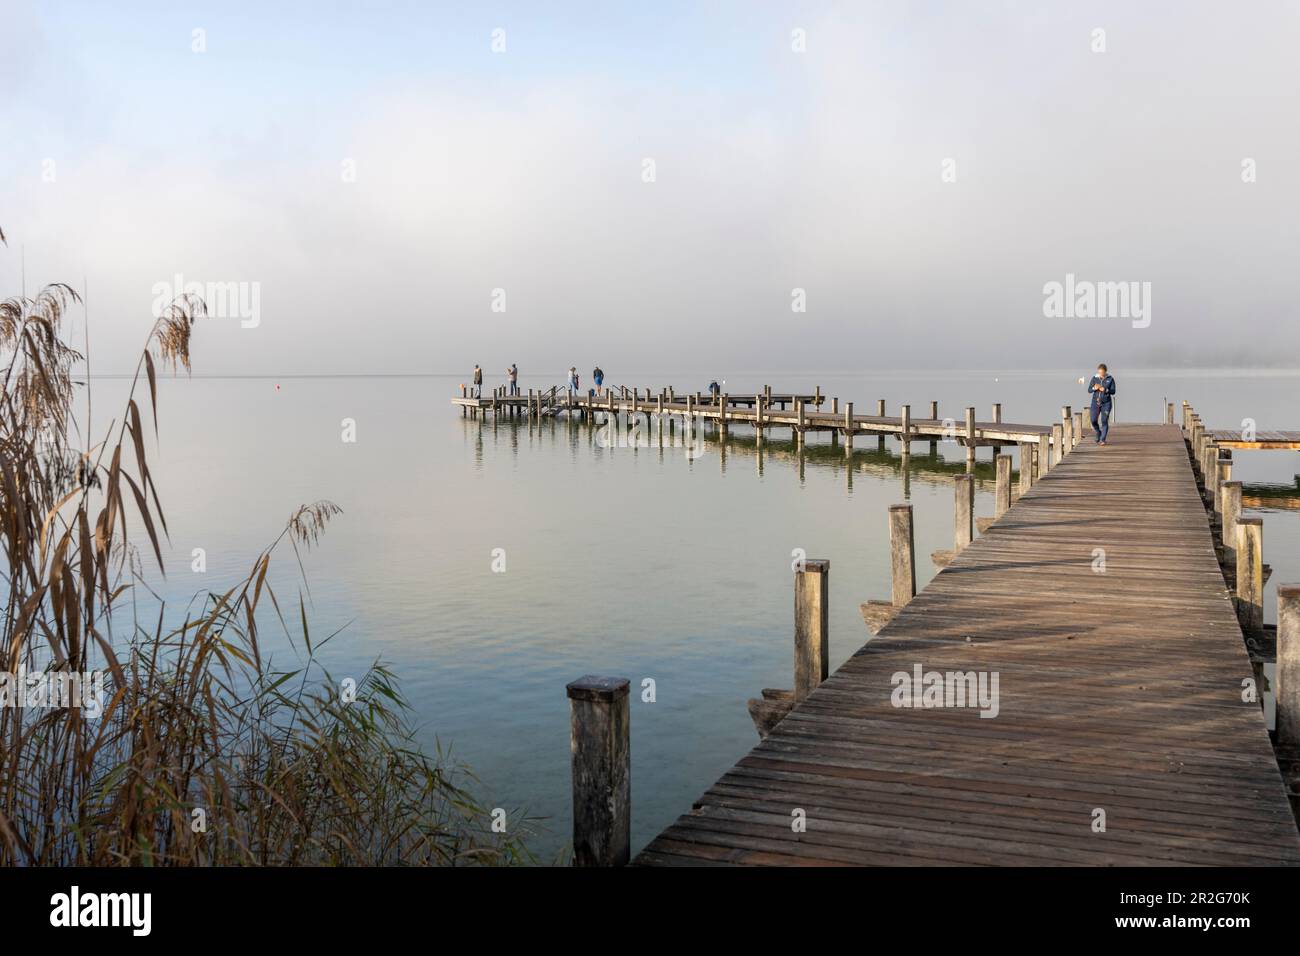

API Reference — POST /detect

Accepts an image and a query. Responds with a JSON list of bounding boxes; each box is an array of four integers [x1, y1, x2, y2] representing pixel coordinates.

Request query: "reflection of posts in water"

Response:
[[901, 455, 911, 499]]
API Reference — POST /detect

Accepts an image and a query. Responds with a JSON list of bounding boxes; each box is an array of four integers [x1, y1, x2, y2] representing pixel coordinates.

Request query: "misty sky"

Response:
[[2, 0, 1297, 377]]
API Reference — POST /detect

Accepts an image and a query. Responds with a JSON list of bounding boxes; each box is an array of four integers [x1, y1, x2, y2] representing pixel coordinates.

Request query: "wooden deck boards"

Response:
[[636, 423, 1300, 866]]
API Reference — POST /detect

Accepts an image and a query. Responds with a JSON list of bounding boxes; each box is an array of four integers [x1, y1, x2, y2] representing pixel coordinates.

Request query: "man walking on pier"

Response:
[[473, 364, 483, 398], [593, 366, 604, 396], [1087, 363, 1116, 445]]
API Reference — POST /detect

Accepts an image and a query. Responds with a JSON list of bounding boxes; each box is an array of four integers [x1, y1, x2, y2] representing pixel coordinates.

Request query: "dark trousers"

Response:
[[1090, 402, 1110, 442]]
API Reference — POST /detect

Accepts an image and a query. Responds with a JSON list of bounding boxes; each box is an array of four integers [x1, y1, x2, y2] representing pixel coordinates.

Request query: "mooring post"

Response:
[[1073, 411, 1084, 448], [796, 399, 806, 447], [794, 559, 830, 701], [954, 474, 974, 550], [844, 401, 854, 453], [995, 454, 1012, 517], [964, 407, 976, 471], [1036, 433, 1049, 480], [889, 504, 916, 606], [1204, 443, 1220, 506], [1165, 402, 1174, 425], [566, 675, 631, 867], [900, 404, 912, 458], [831, 397, 839, 415], [990, 403, 1002, 457], [929, 401, 939, 453], [1061, 406, 1072, 452], [1278, 586, 1300, 748], [876, 399, 886, 416], [1236, 518, 1264, 632], [1050, 424, 1063, 469], [1019, 442, 1034, 495]]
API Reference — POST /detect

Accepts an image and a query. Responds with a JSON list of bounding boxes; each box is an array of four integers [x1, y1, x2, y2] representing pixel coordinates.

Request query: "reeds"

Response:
[[0, 230, 533, 865]]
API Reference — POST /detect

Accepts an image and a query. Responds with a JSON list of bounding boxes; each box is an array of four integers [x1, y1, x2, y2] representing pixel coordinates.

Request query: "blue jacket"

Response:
[[1087, 374, 1115, 408]]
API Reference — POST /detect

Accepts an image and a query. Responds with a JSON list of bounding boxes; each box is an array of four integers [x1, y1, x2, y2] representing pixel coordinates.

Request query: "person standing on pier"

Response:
[[593, 366, 604, 396], [507, 363, 518, 396], [567, 366, 578, 393], [1087, 363, 1116, 445], [472, 364, 483, 398]]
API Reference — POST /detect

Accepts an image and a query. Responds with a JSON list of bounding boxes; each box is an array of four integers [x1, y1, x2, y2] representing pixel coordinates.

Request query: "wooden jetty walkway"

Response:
[[632, 422, 1300, 865], [1211, 429, 1300, 451], [454, 385, 1058, 468]]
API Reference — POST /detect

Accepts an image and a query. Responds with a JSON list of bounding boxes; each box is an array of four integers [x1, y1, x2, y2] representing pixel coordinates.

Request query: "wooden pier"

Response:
[[632, 422, 1300, 865], [452, 386, 1055, 467]]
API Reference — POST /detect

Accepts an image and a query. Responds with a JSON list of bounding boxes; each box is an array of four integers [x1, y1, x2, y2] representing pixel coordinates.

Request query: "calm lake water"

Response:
[[99, 369, 1300, 861]]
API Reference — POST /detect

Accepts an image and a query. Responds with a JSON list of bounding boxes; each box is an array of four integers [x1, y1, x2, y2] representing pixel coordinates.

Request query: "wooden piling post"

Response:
[[1050, 424, 1063, 469], [1061, 406, 1072, 452], [990, 403, 1002, 456], [1019, 442, 1034, 494], [566, 675, 630, 867], [844, 402, 854, 453], [889, 504, 916, 607], [1036, 433, 1049, 480], [929, 401, 939, 453], [964, 407, 976, 471], [900, 404, 911, 457], [794, 559, 830, 700], [1236, 518, 1264, 632], [1216, 457, 1232, 514], [1166, 402, 1174, 425], [831, 397, 839, 415], [796, 399, 806, 446], [1074, 411, 1084, 448], [1222, 481, 1242, 564], [876, 399, 886, 416], [955, 474, 974, 549], [995, 454, 1012, 517], [1277, 586, 1300, 748]]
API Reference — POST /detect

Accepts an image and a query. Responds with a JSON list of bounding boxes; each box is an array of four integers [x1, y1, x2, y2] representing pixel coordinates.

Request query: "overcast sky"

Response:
[[2, 0, 1297, 376]]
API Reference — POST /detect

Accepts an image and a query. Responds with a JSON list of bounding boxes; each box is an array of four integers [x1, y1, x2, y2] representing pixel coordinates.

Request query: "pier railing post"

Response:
[[889, 504, 916, 606], [794, 559, 830, 701], [955, 474, 974, 549], [1278, 586, 1300, 749], [566, 676, 631, 867], [1235, 518, 1264, 632], [995, 454, 1012, 517]]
